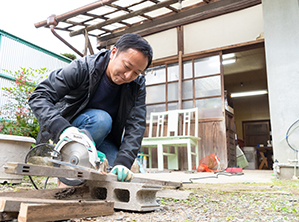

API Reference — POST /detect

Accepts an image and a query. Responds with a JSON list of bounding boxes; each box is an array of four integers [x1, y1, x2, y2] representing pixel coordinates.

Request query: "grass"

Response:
[[0, 176, 57, 191]]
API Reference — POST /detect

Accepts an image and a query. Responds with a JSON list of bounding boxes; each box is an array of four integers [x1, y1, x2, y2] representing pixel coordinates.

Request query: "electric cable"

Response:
[[44, 176, 50, 189], [24, 143, 56, 190], [182, 167, 244, 184], [286, 118, 299, 152]]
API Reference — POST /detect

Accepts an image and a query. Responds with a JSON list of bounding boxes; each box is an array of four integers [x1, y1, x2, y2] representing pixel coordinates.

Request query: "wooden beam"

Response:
[[34, 0, 118, 28], [0, 186, 91, 200], [18, 201, 114, 222], [0, 197, 105, 212], [97, 0, 261, 47], [178, 50, 183, 109], [70, 0, 184, 37], [177, 26, 184, 54]]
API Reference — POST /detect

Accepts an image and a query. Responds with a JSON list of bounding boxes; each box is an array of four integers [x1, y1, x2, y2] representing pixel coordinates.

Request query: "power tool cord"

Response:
[[182, 169, 244, 184], [24, 143, 56, 190], [286, 118, 299, 152]]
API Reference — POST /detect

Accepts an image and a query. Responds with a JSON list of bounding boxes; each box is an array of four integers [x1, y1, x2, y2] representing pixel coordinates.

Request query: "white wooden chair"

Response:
[[141, 108, 200, 171]]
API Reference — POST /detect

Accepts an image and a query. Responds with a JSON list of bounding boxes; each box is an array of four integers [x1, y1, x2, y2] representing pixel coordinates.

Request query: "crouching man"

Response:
[[29, 33, 153, 182]]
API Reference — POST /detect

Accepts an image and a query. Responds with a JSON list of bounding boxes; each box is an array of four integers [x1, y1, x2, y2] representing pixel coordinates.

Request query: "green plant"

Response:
[[0, 67, 49, 138], [61, 53, 76, 60]]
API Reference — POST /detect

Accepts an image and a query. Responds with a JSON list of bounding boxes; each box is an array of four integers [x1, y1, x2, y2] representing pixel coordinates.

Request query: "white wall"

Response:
[[144, 28, 177, 60], [184, 5, 264, 54], [144, 5, 264, 58], [145, 4, 264, 59], [262, 0, 299, 163]]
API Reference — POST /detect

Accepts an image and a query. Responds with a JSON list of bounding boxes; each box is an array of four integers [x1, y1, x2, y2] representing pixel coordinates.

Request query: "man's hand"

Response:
[[111, 165, 134, 182]]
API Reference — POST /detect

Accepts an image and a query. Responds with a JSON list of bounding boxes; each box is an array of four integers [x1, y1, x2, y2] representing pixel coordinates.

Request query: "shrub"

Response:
[[0, 67, 49, 138]]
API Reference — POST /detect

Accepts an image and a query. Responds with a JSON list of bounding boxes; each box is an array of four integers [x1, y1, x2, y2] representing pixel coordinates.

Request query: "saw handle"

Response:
[[78, 128, 96, 146]]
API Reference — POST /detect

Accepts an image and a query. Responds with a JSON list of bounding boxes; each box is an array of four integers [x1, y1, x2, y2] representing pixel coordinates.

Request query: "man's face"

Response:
[[106, 47, 148, 85]]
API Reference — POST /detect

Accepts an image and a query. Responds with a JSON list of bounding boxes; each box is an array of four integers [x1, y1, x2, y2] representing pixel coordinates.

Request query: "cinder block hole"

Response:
[[91, 187, 107, 200], [114, 189, 130, 202]]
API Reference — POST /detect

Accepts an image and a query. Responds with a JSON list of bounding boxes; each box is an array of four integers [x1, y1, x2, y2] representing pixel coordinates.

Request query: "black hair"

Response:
[[114, 33, 153, 69]]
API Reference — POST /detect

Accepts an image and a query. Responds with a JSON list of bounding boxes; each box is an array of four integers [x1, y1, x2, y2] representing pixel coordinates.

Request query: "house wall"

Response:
[[144, 29, 177, 60], [144, 4, 264, 60], [184, 4, 264, 54], [262, 0, 299, 163]]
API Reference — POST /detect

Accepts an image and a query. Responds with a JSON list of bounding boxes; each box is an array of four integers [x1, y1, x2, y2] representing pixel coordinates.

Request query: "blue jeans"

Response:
[[71, 109, 119, 166]]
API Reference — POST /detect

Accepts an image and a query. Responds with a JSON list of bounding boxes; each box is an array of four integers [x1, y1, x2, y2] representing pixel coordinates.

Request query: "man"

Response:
[[29, 33, 153, 182]]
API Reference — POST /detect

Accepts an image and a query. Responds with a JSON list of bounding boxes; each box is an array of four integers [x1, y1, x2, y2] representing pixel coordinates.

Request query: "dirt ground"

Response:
[[0, 177, 299, 221]]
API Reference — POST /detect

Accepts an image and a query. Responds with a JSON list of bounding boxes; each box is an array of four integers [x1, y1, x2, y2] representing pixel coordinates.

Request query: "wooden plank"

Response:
[[17, 201, 114, 222], [4, 162, 182, 188], [0, 197, 99, 212], [0, 186, 90, 200]]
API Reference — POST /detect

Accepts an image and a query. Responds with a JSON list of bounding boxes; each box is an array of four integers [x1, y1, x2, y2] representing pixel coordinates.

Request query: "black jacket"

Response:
[[28, 49, 146, 168]]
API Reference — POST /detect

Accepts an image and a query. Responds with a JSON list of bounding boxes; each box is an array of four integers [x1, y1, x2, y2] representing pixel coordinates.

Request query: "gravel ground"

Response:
[[0, 177, 299, 222]]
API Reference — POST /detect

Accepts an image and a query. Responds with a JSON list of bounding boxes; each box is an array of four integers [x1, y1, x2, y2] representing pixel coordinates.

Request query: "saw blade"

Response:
[[56, 141, 94, 186], [59, 141, 92, 169]]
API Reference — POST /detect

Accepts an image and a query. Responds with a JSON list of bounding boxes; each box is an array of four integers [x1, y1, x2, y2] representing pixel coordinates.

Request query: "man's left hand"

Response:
[[111, 165, 134, 182]]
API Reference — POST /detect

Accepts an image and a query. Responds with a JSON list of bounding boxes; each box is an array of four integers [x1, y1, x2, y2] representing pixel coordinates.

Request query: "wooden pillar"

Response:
[[177, 26, 184, 109]]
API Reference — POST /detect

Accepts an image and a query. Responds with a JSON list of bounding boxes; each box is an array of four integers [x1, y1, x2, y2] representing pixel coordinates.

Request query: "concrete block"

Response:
[[86, 180, 161, 212], [275, 164, 299, 180]]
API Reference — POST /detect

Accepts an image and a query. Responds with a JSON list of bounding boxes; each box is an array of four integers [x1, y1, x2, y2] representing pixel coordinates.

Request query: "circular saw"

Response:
[[51, 129, 99, 186]]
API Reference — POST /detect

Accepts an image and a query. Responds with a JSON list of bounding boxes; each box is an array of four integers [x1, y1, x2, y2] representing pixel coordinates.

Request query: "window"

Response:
[[145, 65, 166, 85], [167, 62, 179, 81], [145, 54, 222, 120]]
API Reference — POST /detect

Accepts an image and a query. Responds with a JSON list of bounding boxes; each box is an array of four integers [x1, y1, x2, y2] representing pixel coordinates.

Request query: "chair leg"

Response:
[[148, 147, 152, 168], [195, 144, 199, 170], [167, 146, 179, 170], [157, 143, 164, 171], [175, 146, 178, 169], [187, 142, 192, 171]]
